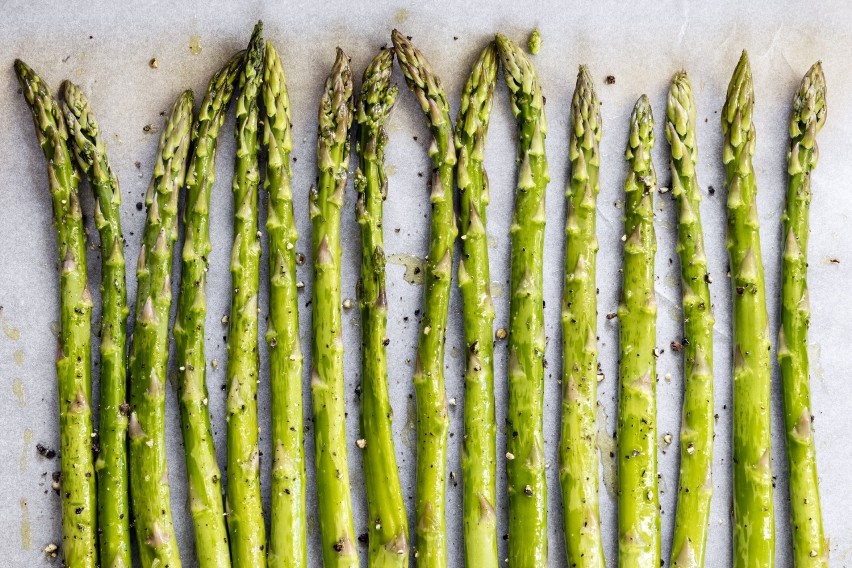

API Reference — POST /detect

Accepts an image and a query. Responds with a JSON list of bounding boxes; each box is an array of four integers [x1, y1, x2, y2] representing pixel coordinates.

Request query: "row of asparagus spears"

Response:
[[15, 20, 827, 568]]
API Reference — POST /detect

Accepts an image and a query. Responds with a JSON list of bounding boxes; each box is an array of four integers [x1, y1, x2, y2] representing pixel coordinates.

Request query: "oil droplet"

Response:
[[401, 397, 417, 451], [189, 35, 202, 55], [20, 499, 31, 550], [3, 321, 21, 340], [595, 402, 617, 499], [21, 428, 33, 472], [13, 349, 24, 366], [395, 8, 409, 24], [491, 281, 505, 299], [385, 164, 398, 177], [487, 235, 498, 249], [50, 321, 60, 338], [388, 253, 425, 285], [12, 378, 25, 407], [450, 345, 461, 359]]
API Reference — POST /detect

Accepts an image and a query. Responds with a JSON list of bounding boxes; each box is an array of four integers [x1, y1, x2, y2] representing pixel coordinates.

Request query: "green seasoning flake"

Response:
[[528, 29, 542, 54]]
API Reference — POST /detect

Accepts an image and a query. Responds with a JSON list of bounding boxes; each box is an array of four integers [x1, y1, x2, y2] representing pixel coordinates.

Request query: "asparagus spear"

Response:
[[14, 60, 98, 568], [495, 33, 549, 566], [310, 48, 358, 568], [128, 89, 194, 568], [263, 40, 308, 568], [666, 71, 715, 568], [61, 81, 131, 568], [722, 51, 775, 567], [559, 65, 605, 567], [355, 47, 410, 567], [455, 43, 499, 567], [391, 30, 457, 566], [618, 95, 659, 568], [225, 22, 267, 568], [172, 52, 243, 568], [779, 62, 828, 567]]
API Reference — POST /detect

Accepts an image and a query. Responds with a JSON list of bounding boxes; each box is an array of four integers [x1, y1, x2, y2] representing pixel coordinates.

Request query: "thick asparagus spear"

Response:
[[128, 89, 194, 568], [14, 60, 98, 568], [722, 51, 775, 567], [355, 47, 410, 567], [172, 52, 243, 568], [263, 40, 308, 568], [618, 95, 659, 567], [666, 71, 715, 568], [310, 48, 358, 568], [455, 43, 499, 567], [495, 33, 549, 567], [779, 62, 828, 567], [225, 21, 267, 568], [391, 30, 457, 567], [559, 65, 605, 567], [61, 81, 132, 568]]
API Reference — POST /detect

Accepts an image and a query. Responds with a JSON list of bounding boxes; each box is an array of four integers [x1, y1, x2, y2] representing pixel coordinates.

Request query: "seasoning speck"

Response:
[[605, 75, 616, 85], [149, 57, 159, 69]]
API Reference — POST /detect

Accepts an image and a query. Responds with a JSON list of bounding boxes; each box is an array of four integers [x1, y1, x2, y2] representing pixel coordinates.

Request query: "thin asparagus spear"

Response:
[[225, 21, 267, 568], [455, 43, 499, 567], [355, 47, 410, 567], [667, 71, 715, 568], [722, 51, 775, 567], [495, 33, 549, 567], [128, 89, 194, 568], [391, 30, 457, 567], [618, 95, 659, 568], [263, 40, 308, 568], [779, 62, 828, 567], [172, 52, 243, 568], [61, 81, 132, 568], [14, 60, 98, 568], [310, 48, 358, 568], [559, 65, 605, 567]]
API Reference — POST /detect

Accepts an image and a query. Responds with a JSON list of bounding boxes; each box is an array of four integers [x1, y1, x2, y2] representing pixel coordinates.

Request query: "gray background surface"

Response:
[[1, 1, 851, 565]]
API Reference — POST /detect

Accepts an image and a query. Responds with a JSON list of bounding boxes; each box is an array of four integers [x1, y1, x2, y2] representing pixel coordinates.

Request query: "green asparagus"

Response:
[[14, 60, 98, 568], [225, 21, 267, 568], [495, 33, 549, 567], [355, 47, 410, 567], [263, 40, 308, 568], [559, 65, 605, 567], [310, 47, 358, 568], [61, 81, 131, 568], [666, 71, 715, 568], [128, 89, 194, 568], [779, 62, 828, 567], [722, 51, 775, 567], [455, 42, 499, 567], [173, 52, 243, 568], [391, 29, 457, 567], [617, 95, 659, 567]]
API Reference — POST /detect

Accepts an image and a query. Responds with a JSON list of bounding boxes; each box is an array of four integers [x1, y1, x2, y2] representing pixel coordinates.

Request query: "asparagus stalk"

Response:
[[391, 30, 457, 567], [666, 71, 715, 568], [559, 65, 605, 567], [455, 43, 499, 567], [172, 52, 243, 568], [263, 40, 308, 568], [617, 95, 659, 567], [495, 33, 549, 567], [355, 47, 410, 567], [61, 81, 131, 568], [14, 60, 98, 568], [310, 48, 358, 568], [722, 51, 775, 567], [779, 62, 828, 567], [225, 22, 267, 568], [128, 89, 194, 568]]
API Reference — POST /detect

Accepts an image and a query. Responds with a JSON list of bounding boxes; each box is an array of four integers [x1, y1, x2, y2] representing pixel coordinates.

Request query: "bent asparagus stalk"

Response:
[[559, 65, 605, 567], [225, 21, 267, 568], [172, 52, 243, 568], [128, 89, 194, 568], [61, 81, 132, 568], [14, 60, 98, 568], [496, 33, 549, 567], [722, 51, 775, 568], [263, 40, 309, 568], [618, 95, 659, 568], [455, 43, 499, 567], [779, 62, 828, 567], [391, 30, 457, 567], [310, 48, 358, 568], [666, 71, 716, 568], [355, 47, 410, 567]]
